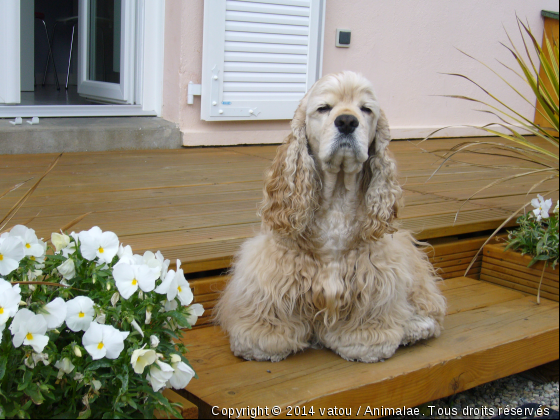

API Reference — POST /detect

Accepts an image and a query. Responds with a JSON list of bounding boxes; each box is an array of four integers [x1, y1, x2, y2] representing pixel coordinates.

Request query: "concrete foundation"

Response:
[[0, 117, 182, 154]]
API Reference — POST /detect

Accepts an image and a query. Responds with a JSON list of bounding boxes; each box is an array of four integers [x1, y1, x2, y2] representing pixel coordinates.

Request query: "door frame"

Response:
[[0, 0, 164, 117], [0, 1, 21, 104]]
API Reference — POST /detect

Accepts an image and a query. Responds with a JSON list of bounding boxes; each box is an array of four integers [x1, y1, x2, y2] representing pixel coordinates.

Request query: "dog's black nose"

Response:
[[334, 114, 359, 135]]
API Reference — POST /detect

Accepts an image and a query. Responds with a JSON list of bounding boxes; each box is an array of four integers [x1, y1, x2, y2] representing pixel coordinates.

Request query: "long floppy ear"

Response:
[[360, 108, 402, 240], [258, 95, 319, 238]]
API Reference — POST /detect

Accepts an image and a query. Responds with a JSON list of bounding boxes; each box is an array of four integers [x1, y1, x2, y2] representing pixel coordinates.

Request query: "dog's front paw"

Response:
[[334, 342, 399, 363], [401, 315, 441, 346], [232, 344, 291, 363]]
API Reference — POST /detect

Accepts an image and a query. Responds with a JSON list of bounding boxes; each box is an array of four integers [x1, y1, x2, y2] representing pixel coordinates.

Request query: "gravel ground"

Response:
[[389, 370, 559, 419]]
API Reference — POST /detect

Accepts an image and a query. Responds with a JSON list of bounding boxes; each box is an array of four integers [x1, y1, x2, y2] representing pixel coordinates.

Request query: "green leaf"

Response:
[[77, 408, 91, 419], [85, 360, 113, 371], [24, 383, 45, 405], [0, 356, 7, 381], [17, 371, 32, 391]]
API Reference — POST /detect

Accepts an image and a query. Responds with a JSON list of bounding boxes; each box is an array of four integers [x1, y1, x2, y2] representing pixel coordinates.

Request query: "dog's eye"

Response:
[[360, 106, 372, 114], [317, 105, 332, 113]]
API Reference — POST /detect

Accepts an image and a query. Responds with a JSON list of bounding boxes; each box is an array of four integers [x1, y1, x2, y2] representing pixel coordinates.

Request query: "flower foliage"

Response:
[[0, 225, 202, 419], [506, 196, 559, 269]]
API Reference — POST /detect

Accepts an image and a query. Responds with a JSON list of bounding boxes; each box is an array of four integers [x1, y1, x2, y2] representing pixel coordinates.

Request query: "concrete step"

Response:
[[0, 117, 181, 154]]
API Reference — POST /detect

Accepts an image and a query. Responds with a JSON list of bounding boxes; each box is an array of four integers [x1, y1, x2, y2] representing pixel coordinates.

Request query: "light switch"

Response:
[[336, 29, 351, 47]]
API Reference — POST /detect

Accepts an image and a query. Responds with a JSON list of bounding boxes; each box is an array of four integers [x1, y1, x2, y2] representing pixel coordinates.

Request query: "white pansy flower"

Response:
[[154, 260, 193, 305], [78, 226, 119, 264], [61, 242, 77, 259], [186, 304, 205, 327], [57, 258, 76, 280], [10, 308, 49, 353], [65, 296, 95, 332], [51, 232, 71, 253], [41, 297, 67, 330], [73, 373, 84, 382], [94, 313, 106, 324], [82, 322, 129, 360], [113, 263, 158, 299], [141, 251, 169, 279], [54, 357, 75, 379], [27, 268, 43, 281], [150, 335, 159, 348], [531, 194, 553, 222], [0, 236, 25, 276], [25, 352, 50, 369], [168, 355, 195, 389], [155, 251, 170, 280], [164, 299, 178, 312], [130, 344, 157, 374], [8, 225, 45, 259], [116, 244, 134, 265], [0, 279, 21, 326], [148, 360, 174, 392], [555, 200, 559, 214]]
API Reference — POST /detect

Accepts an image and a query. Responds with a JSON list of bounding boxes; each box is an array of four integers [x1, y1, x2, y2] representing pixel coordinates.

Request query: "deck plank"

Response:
[[1, 138, 558, 274], [178, 278, 559, 418]]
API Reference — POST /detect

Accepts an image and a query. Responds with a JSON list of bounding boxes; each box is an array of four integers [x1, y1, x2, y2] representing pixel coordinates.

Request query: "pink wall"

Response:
[[162, 0, 559, 146], [162, 1, 290, 146]]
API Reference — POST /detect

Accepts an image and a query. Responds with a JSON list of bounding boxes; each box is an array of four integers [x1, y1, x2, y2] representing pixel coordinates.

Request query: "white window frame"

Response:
[[77, 0, 136, 104], [0, 0, 164, 118]]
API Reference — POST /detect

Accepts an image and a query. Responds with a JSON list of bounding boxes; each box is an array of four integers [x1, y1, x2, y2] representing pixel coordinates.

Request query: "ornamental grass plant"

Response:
[[421, 16, 559, 280], [0, 225, 204, 419]]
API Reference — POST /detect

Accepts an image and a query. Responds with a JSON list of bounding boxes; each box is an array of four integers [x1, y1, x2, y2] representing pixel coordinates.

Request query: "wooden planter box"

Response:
[[481, 243, 559, 302]]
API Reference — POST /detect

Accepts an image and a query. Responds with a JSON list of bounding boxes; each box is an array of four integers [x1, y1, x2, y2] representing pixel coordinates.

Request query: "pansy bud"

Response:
[[111, 292, 119, 307], [92, 274, 97, 284], [57, 258, 76, 280], [145, 309, 152, 325], [131, 319, 144, 338], [150, 335, 159, 348], [106, 282, 111, 291], [51, 232, 71, 253], [74, 345, 83, 358], [91, 379, 102, 391]]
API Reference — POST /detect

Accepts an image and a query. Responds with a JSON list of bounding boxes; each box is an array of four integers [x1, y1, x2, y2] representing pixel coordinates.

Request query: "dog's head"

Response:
[[304, 72, 380, 174], [259, 71, 401, 241]]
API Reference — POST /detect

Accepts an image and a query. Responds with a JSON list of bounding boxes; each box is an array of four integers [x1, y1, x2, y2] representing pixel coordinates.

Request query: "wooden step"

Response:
[[177, 277, 559, 418]]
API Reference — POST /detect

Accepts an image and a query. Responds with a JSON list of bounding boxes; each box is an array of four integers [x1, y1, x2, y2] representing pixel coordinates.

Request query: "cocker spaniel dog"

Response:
[[216, 71, 446, 363]]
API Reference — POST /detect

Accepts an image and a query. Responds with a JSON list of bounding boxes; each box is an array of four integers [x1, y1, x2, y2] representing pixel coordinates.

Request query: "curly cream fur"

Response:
[[215, 71, 446, 363]]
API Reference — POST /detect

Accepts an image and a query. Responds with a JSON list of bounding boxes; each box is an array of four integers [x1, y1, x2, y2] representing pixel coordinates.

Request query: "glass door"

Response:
[[77, 0, 135, 103]]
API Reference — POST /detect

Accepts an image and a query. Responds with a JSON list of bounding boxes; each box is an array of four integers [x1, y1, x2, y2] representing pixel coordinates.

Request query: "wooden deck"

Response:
[[178, 277, 559, 419], [1, 137, 557, 274]]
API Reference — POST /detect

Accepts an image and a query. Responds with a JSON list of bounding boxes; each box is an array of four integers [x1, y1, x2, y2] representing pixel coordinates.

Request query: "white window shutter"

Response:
[[201, 0, 324, 121]]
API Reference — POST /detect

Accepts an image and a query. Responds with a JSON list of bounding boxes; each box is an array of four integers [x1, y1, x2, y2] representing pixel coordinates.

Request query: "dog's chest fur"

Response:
[[314, 176, 362, 259]]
